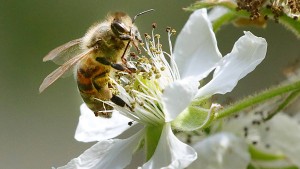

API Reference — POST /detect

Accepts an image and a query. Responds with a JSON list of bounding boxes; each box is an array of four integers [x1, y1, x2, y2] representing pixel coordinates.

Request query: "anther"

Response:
[[152, 22, 157, 29], [130, 52, 137, 58], [144, 33, 151, 39], [166, 27, 171, 32], [171, 29, 176, 34]]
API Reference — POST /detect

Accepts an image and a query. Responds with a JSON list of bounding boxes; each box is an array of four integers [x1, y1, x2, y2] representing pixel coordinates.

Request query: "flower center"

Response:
[[107, 26, 178, 126]]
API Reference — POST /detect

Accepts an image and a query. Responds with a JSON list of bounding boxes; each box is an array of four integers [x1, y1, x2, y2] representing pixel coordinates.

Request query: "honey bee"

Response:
[[39, 9, 154, 118]]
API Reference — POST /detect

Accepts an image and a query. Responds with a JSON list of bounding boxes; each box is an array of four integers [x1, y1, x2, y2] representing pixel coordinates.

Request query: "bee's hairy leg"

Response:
[[96, 57, 112, 66], [110, 63, 133, 74], [118, 34, 132, 40], [96, 57, 132, 73], [94, 111, 112, 118], [111, 94, 134, 111], [131, 39, 141, 54], [111, 63, 126, 71], [92, 98, 113, 118], [111, 95, 126, 107]]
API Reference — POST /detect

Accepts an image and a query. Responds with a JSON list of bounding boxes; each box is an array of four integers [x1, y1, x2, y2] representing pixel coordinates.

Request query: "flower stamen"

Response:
[[94, 24, 180, 126]]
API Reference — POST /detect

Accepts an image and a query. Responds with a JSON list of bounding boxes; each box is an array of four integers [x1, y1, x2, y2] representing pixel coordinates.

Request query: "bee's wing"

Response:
[[39, 48, 94, 93], [43, 38, 83, 65]]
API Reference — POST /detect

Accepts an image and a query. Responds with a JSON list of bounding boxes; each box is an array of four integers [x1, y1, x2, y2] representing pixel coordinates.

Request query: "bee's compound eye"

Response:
[[111, 21, 130, 36]]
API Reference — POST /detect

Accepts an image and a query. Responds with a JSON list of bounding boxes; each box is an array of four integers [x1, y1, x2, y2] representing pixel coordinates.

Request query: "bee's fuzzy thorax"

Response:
[[81, 21, 111, 50]]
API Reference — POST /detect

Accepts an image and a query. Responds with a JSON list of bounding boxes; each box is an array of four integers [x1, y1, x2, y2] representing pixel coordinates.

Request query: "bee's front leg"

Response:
[[118, 34, 142, 64], [118, 34, 132, 41], [111, 63, 136, 74], [96, 57, 133, 73]]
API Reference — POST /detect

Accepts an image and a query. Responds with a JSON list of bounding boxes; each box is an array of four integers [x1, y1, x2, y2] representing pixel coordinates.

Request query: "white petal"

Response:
[[189, 132, 250, 169], [220, 111, 300, 167], [173, 9, 222, 79], [208, 7, 229, 22], [56, 128, 145, 169], [75, 103, 132, 142], [140, 123, 197, 169], [162, 78, 199, 122], [263, 114, 300, 167], [196, 31, 267, 98]]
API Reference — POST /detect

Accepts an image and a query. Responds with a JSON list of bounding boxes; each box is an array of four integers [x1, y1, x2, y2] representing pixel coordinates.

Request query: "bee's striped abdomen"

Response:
[[76, 56, 113, 116]]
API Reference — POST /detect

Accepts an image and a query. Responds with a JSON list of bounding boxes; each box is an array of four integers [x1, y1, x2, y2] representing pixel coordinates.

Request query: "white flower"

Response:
[[221, 112, 300, 168], [190, 105, 300, 168], [189, 133, 251, 169], [55, 9, 267, 169]]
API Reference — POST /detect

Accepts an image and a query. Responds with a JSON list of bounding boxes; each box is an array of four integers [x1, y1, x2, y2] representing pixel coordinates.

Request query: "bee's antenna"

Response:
[[132, 9, 155, 23], [120, 9, 154, 63]]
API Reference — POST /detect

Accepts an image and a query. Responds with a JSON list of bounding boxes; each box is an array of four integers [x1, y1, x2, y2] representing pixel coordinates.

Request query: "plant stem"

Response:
[[264, 89, 300, 121], [215, 80, 300, 120], [213, 12, 236, 32]]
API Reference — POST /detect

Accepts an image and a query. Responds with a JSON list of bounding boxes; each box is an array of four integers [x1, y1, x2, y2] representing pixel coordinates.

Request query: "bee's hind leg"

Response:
[[94, 111, 112, 118], [111, 95, 133, 111], [92, 100, 113, 118]]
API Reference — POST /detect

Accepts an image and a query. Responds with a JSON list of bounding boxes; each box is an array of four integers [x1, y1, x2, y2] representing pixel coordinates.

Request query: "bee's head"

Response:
[[110, 12, 141, 42], [109, 10, 154, 55], [110, 9, 154, 42]]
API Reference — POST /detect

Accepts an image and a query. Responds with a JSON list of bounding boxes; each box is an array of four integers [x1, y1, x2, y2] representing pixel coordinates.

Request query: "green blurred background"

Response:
[[0, 0, 299, 169]]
